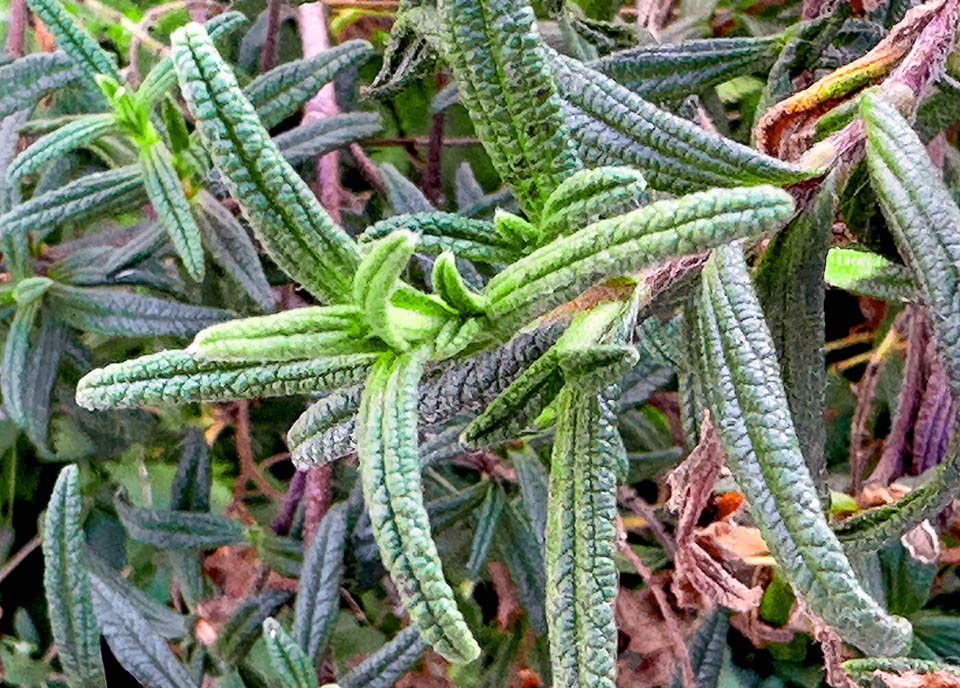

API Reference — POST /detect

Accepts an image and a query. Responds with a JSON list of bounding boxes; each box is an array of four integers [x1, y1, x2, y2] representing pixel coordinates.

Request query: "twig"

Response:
[[616, 516, 695, 688], [232, 400, 284, 503], [271, 469, 306, 535], [73, 0, 168, 55], [0, 535, 42, 586], [348, 142, 386, 195], [4, 0, 27, 57], [259, 0, 283, 73], [422, 74, 446, 205], [303, 465, 332, 547], [366, 136, 481, 147], [618, 486, 676, 556]]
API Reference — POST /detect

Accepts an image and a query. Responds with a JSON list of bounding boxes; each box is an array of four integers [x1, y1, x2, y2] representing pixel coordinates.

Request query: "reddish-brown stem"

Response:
[[259, 0, 283, 74], [4, 0, 27, 57], [303, 465, 332, 547], [271, 469, 307, 535]]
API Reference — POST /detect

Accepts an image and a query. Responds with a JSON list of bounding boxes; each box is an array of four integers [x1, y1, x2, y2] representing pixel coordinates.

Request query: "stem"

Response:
[[259, 0, 283, 74], [303, 464, 332, 548], [271, 469, 306, 535], [0, 535, 42, 586], [4, 0, 27, 57]]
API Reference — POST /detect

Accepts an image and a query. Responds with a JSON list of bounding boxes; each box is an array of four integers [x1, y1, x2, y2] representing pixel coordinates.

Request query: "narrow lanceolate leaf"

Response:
[[43, 466, 108, 688], [668, 610, 729, 688], [172, 23, 359, 302], [588, 35, 783, 101], [353, 230, 421, 350], [140, 142, 205, 280], [546, 385, 623, 688], [338, 626, 427, 688], [293, 502, 348, 663], [861, 91, 960, 384], [359, 212, 521, 264], [539, 166, 649, 245], [46, 283, 229, 337], [288, 320, 569, 467], [114, 490, 244, 548], [20, 317, 67, 452], [755, 176, 835, 510], [215, 589, 293, 667], [170, 429, 211, 512], [244, 39, 374, 130], [191, 305, 375, 361], [0, 165, 144, 239], [551, 54, 815, 192], [483, 186, 795, 337], [466, 482, 505, 577], [696, 242, 912, 656], [358, 351, 481, 664], [24, 0, 121, 87], [432, 252, 488, 315], [194, 190, 274, 312], [1, 300, 41, 427], [7, 114, 117, 182], [843, 658, 960, 684], [437, 0, 582, 222], [263, 619, 319, 688], [275, 112, 382, 167], [88, 570, 195, 688], [0, 52, 78, 118], [824, 247, 918, 303], [75, 349, 377, 410], [380, 162, 434, 215]]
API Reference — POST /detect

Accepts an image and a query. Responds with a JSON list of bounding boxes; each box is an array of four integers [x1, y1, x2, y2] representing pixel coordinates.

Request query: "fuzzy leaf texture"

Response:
[[436, 0, 582, 222], [263, 619, 319, 688], [171, 23, 359, 302], [0, 52, 79, 118], [6, 114, 118, 182], [42, 466, 107, 688], [695, 242, 912, 656], [357, 350, 481, 664]]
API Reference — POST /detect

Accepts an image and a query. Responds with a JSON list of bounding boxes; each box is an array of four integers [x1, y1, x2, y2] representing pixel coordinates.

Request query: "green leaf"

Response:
[[359, 212, 521, 264], [214, 589, 293, 667], [287, 386, 364, 468], [46, 283, 229, 337], [380, 162, 434, 214], [911, 612, 960, 660], [114, 490, 244, 548], [496, 501, 547, 634], [244, 39, 374, 130], [7, 114, 118, 182], [357, 350, 481, 664], [18, 317, 67, 453], [23, 0, 121, 89], [353, 230, 421, 350], [1, 299, 41, 428], [76, 348, 377, 409], [293, 502, 348, 663], [590, 35, 783, 102], [172, 23, 359, 302], [754, 175, 835, 510], [878, 540, 935, 616], [263, 619, 319, 688], [275, 112, 382, 168], [88, 569, 196, 688], [551, 53, 816, 192], [140, 142, 205, 280], [170, 428, 211, 512], [437, 0, 582, 221], [824, 247, 917, 303], [483, 185, 795, 337], [669, 610, 730, 688], [508, 444, 549, 553], [431, 252, 489, 315], [190, 305, 378, 362], [0, 165, 145, 240], [466, 482, 505, 577], [0, 52, 79, 118], [695, 241, 912, 657], [338, 626, 426, 688], [842, 658, 960, 684], [42, 466, 108, 688]]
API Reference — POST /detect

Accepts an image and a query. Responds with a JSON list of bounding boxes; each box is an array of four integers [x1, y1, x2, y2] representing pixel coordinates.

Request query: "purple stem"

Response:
[[4, 0, 26, 57], [259, 0, 283, 74], [271, 469, 307, 535]]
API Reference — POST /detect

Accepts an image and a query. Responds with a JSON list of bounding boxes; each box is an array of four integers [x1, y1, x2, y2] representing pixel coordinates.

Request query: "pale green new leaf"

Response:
[[42, 466, 107, 688], [263, 619, 319, 688], [824, 248, 917, 303], [171, 23, 359, 302], [358, 212, 521, 264]]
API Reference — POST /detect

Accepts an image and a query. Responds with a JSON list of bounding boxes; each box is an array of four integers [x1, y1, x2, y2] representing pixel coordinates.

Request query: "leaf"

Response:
[[495, 501, 547, 634], [190, 304, 376, 362], [244, 39, 374, 130], [483, 185, 795, 337], [88, 569, 196, 688], [170, 428, 211, 512], [508, 444, 549, 553], [380, 162, 434, 215], [140, 142, 205, 280], [824, 248, 917, 303], [42, 466, 108, 688], [75, 348, 377, 409], [669, 610, 730, 688], [1, 299, 41, 427], [172, 23, 359, 302], [754, 175, 835, 510], [843, 658, 960, 686], [0, 52, 79, 118], [7, 113, 118, 182], [466, 482, 505, 578], [263, 618, 319, 688], [287, 386, 364, 468], [0, 165, 145, 240], [113, 490, 244, 548], [590, 35, 784, 102], [431, 252, 489, 315], [353, 230, 422, 350], [437, 0, 582, 221], [551, 53, 816, 192], [20, 316, 67, 453], [293, 502, 348, 663], [338, 625, 427, 688], [214, 589, 293, 667], [46, 283, 229, 337], [23, 0, 121, 88], [878, 540, 935, 616], [275, 112, 382, 167], [695, 241, 912, 657], [357, 350, 480, 664], [358, 212, 521, 264]]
